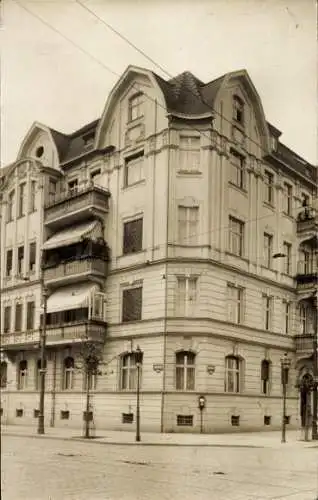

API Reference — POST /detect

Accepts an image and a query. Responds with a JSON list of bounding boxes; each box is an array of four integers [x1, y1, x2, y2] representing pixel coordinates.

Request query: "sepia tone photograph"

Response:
[[0, 0, 317, 499]]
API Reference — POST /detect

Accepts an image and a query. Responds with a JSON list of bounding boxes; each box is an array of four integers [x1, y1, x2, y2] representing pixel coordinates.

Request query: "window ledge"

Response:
[[177, 170, 202, 176], [228, 182, 248, 195], [121, 249, 145, 258], [263, 201, 275, 211], [225, 251, 249, 264], [123, 179, 146, 190], [260, 264, 275, 272]]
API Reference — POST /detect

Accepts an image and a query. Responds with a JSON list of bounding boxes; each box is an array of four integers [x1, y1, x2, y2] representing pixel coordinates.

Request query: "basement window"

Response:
[[60, 410, 70, 420], [16, 409, 24, 418], [122, 413, 134, 424], [231, 415, 240, 426], [33, 409, 40, 418], [177, 415, 193, 427], [264, 416, 271, 426], [284, 415, 290, 425]]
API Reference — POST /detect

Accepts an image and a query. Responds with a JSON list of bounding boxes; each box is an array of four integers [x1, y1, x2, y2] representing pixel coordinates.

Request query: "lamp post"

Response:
[[134, 345, 143, 442], [280, 352, 291, 443], [312, 290, 318, 440], [37, 283, 48, 435], [198, 395, 206, 434]]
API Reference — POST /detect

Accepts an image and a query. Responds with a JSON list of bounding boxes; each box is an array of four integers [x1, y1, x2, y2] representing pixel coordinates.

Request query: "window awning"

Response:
[[42, 220, 102, 251], [46, 283, 99, 313]]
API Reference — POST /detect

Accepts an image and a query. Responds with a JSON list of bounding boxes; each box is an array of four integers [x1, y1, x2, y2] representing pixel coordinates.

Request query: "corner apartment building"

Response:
[[0, 66, 317, 433]]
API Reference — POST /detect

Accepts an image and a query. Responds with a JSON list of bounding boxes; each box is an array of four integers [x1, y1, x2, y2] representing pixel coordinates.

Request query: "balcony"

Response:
[[294, 334, 315, 358], [44, 184, 110, 229], [297, 208, 318, 239], [1, 320, 106, 351], [43, 257, 107, 287], [296, 259, 317, 293]]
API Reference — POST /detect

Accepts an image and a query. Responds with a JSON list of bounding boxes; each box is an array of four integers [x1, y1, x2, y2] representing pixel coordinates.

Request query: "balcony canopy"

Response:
[[42, 220, 102, 251], [46, 283, 100, 313]]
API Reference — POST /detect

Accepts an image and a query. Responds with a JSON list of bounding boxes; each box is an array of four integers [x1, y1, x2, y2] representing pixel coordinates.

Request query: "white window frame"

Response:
[[229, 216, 244, 257], [178, 206, 199, 245], [225, 355, 242, 393], [128, 93, 144, 122], [283, 300, 291, 334], [263, 233, 273, 268], [175, 351, 196, 391], [120, 353, 142, 391], [299, 304, 308, 334], [18, 182, 26, 217], [283, 182, 293, 216], [227, 284, 243, 324], [229, 149, 245, 189], [263, 294, 273, 331], [124, 151, 144, 187], [176, 276, 198, 316], [179, 135, 201, 173], [63, 357, 75, 390], [18, 360, 28, 390]]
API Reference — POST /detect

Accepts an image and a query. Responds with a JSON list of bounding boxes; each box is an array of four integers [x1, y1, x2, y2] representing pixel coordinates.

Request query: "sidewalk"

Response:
[[1, 424, 316, 448]]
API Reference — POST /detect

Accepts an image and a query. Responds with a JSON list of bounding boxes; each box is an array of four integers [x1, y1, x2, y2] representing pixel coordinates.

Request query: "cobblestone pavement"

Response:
[[2, 435, 318, 500]]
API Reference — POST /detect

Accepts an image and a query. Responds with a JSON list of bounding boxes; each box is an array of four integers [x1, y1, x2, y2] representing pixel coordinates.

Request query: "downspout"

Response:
[[50, 350, 57, 427], [160, 125, 171, 433], [151, 101, 158, 261]]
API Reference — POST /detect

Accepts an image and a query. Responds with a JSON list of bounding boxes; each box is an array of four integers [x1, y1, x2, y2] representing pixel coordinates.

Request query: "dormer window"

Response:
[[68, 179, 78, 195], [83, 132, 94, 149], [128, 93, 144, 122], [233, 95, 244, 125]]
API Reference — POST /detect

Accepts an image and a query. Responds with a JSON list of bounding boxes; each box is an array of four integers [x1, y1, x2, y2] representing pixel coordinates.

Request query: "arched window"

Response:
[[225, 355, 242, 393], [120, 352, 143, 390], [63, 357, 75, 390], [0, 361, 8, 388], [35, 359, 47, 391], [261, 360, 271, 395], [175, 351, 195, 391], [18, 360, 28, 390]]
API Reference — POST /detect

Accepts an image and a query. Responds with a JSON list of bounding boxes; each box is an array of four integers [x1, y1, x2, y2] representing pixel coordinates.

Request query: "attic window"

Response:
[[233, 96, 244, 125], [83, 132, 94, 148], [36, 146, 44, 158]]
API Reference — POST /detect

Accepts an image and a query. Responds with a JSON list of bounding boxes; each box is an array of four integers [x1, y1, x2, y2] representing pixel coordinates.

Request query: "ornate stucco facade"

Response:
[[0, 66, 317, 433]]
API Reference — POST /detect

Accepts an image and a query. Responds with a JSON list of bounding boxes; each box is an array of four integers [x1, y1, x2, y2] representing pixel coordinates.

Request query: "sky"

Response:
[[1, 0, 317, 166]]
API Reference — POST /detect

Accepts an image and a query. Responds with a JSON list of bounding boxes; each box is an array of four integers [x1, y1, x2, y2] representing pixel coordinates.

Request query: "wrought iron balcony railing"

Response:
[[294, 333, 315, 356]]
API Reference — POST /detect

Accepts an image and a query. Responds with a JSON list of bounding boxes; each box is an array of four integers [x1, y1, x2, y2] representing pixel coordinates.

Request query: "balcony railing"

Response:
[[1, 321, 106, 350], [44, 184, 110, 228], [43, 257, 107, 285], [294, 334, 315, 356], [297, 208, 318, 235], [297, 259, 317, 276]]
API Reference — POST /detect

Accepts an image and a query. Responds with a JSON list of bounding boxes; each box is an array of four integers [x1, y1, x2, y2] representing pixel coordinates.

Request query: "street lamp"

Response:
[[134, 345, 143, 442], [280, 352, 291, 443], [198, 395, 206, 434], [37, 284, 48, 435]]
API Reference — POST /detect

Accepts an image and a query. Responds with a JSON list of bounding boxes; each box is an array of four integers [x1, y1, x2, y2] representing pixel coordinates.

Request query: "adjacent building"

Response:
[[0, 65, 317, 433]]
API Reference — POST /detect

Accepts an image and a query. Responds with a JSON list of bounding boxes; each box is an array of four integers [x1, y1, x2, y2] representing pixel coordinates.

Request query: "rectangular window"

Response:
[[231, 415, 240, 426], [68, 179, 78, 195], [128, 93, 144, 121], [282, 241, 292, 275], [60, 410, 70, 420], [263, 295, 273, 331], [123, 218, 143, 254], [122, 413, 134, 424], [229, 149, 245, 189], [283, 182, 293, 216], [177, 415, 193, 427], [227, 284, 243, 324], [263, 233, 273, 268], [122, 286, 142, 322], [49, 179, 57, 198], [29, 181, 36, 212], [7, 190, 15, 222], [17, 246, 24, 276], [299, 304, 308, 334], [18, 182, 26, 217], [6, 249, 13, 277], [233, 96, 244, 125], [178, 206, 199, 245], [229, 216, 244, 257], [26, 301, 35, 330], [298, 249, 311, 275], [29, 242, 36, 273], [124, 151, 144, 187], [176, 277, 197, 316], [15, 303, 23, 332], [179, 136, 200, 172], [4, 306, 11, 333], [264, 170, 274, 205], [283, 301, 291, 334], [264, 416, 271, 425], [261, 361, 270, 395]]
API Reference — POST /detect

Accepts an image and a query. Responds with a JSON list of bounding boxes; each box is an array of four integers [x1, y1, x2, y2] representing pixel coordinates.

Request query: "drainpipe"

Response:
[[160, 125, 171, 434]]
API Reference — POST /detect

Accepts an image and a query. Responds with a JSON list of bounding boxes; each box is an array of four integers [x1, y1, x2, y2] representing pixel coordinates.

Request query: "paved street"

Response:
[[1, 435, 318, 500]]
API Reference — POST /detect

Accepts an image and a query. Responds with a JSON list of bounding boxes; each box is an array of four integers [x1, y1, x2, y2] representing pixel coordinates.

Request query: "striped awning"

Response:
[[42, 220, 102, 251], [46, 283, 99, 313]]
